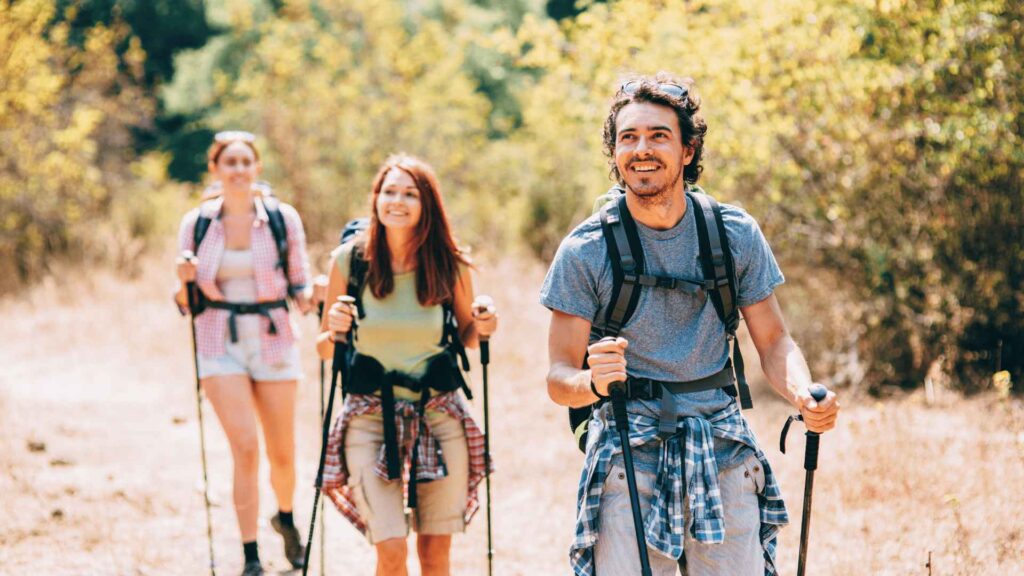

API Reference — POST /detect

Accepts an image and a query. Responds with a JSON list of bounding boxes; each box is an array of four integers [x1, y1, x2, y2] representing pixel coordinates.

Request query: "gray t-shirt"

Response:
[[540, 193, 784, 471]]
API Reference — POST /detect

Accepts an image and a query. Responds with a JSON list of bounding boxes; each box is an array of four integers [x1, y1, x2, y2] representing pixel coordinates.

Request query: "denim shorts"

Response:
[[197, 329, 302, 382]]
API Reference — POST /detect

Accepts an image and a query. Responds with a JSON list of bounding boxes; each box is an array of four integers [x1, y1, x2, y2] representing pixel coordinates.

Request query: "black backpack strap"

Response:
[[440, 301, 473, 399], [569, 194, 648, 453], [188, 204, 217, 316], [192, 198, 219, 251], [600, 193, 645, 336], [347, 245, 369, 320], [261, 196, 300, 297], [689, 191, 752, 410], [193, 215, 212, 252]]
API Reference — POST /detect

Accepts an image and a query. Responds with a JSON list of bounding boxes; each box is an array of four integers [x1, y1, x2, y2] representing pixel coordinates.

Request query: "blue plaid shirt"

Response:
[[569, 402, 789, 575]]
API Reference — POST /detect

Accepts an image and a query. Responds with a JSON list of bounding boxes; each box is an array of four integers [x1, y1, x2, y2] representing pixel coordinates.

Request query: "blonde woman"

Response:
[[175, 131, 312, 576]]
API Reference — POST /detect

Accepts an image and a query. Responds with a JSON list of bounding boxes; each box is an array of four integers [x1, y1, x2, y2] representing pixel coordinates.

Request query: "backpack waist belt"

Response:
[[206, 299, 288, 343], [621, 363, 736, 400], [348, 352, 464, 485], [607, 364, 738, 440]]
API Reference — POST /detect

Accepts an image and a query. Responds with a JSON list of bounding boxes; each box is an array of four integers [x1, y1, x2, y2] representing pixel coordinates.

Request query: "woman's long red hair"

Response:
[[362, 154, 469, 305]]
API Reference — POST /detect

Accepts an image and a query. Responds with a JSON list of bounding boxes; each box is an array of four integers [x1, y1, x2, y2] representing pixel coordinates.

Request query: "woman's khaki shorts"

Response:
[[344, 412, 469, 544]]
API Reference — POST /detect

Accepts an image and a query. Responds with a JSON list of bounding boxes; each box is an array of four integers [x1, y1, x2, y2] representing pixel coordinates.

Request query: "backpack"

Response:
[[337, 224, 472, 400], [192, 191, 300, 302], [568, 185, 753, 452], [335, 223, 475, 487]]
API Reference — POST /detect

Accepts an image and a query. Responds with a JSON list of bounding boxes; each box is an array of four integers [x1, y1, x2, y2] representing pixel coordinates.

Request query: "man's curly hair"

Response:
[[602, 73, 708, 185]]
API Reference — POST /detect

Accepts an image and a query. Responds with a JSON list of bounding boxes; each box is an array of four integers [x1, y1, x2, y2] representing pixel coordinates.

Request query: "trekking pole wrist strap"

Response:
[[590, 378, 609, 400]]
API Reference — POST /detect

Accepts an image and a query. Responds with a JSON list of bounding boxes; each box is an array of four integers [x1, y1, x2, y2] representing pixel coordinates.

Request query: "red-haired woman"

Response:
[[175, 131, 312, 576], [316, 154, 498, 576]]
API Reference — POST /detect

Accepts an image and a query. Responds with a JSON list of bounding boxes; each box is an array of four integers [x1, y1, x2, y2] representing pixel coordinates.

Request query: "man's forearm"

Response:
[[760, 335, 815, 409], [547, 363, 600, 408]]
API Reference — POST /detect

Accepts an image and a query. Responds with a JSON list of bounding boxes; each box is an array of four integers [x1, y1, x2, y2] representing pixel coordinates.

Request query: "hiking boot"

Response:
[[241, 559, 264, 576], [271, 513, 306, 569]]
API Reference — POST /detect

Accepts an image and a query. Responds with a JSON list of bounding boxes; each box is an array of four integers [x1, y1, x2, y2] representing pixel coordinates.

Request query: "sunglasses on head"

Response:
[[214, 130, 256, 143], [621, 81, 688, 100]]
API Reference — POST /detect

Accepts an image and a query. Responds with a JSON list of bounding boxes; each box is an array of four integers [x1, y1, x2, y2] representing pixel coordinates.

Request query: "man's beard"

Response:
[[625, 166, 683, 208]]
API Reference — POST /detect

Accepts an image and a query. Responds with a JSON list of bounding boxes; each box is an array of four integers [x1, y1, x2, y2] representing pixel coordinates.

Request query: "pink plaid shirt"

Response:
[[177, 195, 310, 364], [321, 392, 492, 536]]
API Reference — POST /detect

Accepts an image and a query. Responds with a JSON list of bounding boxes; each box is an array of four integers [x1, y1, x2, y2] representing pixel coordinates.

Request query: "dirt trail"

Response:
[[1, 253, 1022, 575]]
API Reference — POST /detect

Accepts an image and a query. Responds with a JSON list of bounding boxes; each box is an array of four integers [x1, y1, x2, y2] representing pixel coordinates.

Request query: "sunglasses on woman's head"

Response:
[[621, 81, 688, 100], [214, 130, 256, 143]]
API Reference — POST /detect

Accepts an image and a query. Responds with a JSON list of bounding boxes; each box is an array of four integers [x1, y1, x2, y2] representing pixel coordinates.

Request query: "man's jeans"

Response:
[[593, 453, 766, 576]]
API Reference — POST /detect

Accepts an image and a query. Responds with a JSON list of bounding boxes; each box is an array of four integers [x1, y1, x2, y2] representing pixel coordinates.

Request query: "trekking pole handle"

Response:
[[804, 384, 829, 472], [479, 337, 489, 365], [181, 250, 200, 316], [473, 298, 493, 365], [597, 336, 629, 398], [333, 295, 357, 342]]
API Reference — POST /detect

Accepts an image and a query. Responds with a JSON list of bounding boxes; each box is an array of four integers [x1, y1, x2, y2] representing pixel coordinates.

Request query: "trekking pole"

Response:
[[479, 333, 494, 576], [302, 295, 356, 576], [779, 384, 830, 576], [601, 340, 652, 576], [184, 265, 217, 576], [311, 275, 329, 576]]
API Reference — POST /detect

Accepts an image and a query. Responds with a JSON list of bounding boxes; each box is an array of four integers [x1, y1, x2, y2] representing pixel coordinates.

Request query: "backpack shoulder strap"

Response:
[[347, 243, 369, 320], [193, 214, 212, 253], [261, 196, 296, 295], [689, 191, 739, 330], [440, 300, 473, 398], [600, 193, 645, 337], [688, 190, 752, 409], [192, 200, 220, 252]]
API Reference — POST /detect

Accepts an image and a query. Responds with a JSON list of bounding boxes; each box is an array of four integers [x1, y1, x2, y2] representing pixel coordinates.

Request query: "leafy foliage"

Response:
[[0, 0, 185, 290], [2, 0, 1020, 389]]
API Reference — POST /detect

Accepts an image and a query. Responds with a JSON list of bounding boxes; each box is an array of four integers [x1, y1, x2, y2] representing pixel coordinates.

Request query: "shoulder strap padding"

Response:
[[193, 215, 212, 253], [600, 193, 645, 337], [261, 196, 295, 294], [347, 244, 369, 319], [689, 191, 739, 332], [688, 190, 751, 409]]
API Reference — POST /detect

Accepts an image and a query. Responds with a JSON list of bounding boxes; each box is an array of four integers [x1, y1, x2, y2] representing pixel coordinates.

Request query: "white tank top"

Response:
[[216, 249, 260, 339]]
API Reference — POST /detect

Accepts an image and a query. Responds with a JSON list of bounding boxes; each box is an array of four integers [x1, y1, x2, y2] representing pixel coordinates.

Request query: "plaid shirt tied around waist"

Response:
[[320, 392, 492, 536], [570, 402, 789, 576]]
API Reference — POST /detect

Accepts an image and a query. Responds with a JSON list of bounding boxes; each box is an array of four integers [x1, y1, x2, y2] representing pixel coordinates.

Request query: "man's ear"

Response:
[[681, 144, 695, 167]]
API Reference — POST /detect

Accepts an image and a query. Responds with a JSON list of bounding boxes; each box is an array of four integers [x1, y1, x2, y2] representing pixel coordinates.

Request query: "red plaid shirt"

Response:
[[177, 195, 310, 364], [321, 392, 492, 535]]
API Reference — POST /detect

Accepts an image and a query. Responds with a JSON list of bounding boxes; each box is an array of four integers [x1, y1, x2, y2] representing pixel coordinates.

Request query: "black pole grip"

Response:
[[480, 338, 490, 366], [186, 281, 200, 316], [802, 384, 828, 471], [608, 382, 629, 432], [804, 433, 820, 471]]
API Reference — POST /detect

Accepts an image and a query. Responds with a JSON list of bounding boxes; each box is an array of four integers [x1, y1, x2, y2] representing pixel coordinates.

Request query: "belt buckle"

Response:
[[627, 378, 654, 400]]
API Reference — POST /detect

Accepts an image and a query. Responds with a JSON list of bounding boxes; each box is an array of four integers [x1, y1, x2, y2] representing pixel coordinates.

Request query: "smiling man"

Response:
[[540, 74, 840, 575]]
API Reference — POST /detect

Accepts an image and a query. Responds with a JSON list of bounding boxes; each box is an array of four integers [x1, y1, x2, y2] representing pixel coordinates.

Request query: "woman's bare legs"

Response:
[[201, 374, 261, 541], [376, 538, 409, 576], [417, 534, 452, 576], [252, 379, 298, 512]]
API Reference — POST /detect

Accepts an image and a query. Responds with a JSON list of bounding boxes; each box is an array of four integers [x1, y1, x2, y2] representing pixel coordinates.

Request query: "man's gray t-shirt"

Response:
[[540, 193, 784, 472]]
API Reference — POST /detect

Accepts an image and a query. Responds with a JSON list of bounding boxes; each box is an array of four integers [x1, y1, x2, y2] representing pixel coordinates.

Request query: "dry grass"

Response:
[[1, 250, 1021, 575]]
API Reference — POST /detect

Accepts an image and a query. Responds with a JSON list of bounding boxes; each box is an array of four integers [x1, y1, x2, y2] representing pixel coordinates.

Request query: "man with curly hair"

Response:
[[541, 73, 841, 575]]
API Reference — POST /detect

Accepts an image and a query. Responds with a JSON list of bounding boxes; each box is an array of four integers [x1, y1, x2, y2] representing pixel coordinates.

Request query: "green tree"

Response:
[[0, 0, 182, 290]]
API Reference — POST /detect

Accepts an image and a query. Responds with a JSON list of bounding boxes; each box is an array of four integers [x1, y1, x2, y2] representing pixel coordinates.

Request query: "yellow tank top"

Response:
[[333, 242, 453, 402]]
